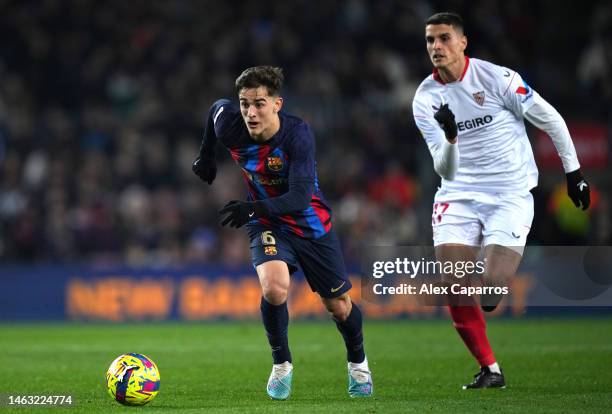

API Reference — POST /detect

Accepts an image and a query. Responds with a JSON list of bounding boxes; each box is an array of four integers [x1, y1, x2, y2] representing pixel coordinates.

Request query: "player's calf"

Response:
[[481, 244, 522, 312]]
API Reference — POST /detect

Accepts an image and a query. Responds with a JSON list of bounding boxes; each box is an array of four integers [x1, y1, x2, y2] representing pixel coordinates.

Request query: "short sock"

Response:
[[487, 362, 501, 374], [348, 356, 369, 372]]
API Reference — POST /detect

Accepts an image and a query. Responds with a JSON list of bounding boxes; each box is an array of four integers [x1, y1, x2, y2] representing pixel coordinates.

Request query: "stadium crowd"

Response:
[[1, 0, 610, 266]]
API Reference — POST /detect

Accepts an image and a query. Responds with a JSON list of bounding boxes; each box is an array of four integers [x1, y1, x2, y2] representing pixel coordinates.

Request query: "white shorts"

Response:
[[431, 190, 534, 255]]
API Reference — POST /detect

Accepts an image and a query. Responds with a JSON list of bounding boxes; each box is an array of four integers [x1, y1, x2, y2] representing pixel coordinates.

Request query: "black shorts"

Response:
[[248, 226, 352, 298]]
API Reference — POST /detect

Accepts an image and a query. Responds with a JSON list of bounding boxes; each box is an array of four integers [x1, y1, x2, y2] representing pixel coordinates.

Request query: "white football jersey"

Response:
[[413, 57, 540, 194]]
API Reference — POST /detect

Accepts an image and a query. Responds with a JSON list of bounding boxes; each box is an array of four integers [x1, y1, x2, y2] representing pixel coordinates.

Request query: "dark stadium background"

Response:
[[1, 2, 611, 412]]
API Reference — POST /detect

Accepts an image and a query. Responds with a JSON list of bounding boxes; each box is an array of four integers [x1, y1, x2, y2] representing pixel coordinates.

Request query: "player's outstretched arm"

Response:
[[193, 101, 228, 185], [524, 94, 590, 210]]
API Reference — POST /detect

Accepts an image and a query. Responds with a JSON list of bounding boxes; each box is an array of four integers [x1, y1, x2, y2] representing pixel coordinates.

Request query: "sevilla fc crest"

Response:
[[472, 91, 485, 106]]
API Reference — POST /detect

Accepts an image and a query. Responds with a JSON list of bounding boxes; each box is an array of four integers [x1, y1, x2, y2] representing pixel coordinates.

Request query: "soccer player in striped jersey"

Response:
[[193, 66, 372, 399], [413, 13, 590, 389]]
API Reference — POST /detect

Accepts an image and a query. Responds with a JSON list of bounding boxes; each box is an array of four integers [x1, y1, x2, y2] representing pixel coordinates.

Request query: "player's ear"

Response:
[[273, 96, 283, 113], [460, 35, 467, 53]]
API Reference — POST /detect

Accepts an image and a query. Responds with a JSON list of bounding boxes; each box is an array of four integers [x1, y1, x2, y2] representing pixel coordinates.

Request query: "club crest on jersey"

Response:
[[267, 156, 283, 172], [472, 91, 485, 106], [264, 246, 278, 256]]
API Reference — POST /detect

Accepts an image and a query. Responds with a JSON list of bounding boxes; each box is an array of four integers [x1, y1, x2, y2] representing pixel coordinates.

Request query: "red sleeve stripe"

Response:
[[278, 215, 305, 237]]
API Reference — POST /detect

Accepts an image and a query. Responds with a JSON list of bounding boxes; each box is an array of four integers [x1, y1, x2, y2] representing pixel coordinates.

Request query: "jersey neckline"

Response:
[[432, 56, 470, 85]]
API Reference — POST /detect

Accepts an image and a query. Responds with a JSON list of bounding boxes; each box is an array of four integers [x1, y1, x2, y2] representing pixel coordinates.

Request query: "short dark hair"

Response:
[[235, 66, 284, 96], [426, 12, 464, 33]]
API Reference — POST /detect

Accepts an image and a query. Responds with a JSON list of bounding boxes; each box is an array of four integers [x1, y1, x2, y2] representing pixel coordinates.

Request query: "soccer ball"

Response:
[[106, 353, 160, 406]]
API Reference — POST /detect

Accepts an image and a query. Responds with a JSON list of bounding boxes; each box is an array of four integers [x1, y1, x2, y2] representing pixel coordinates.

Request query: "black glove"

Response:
[[566, 169, 590, 210], [192, 156, 217, 185], [219, 200, 270, 228], [433, 103, 458, 142]]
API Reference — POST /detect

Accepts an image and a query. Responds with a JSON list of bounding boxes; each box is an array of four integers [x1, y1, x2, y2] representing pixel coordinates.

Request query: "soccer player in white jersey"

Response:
[[412, 12, 591, 389]]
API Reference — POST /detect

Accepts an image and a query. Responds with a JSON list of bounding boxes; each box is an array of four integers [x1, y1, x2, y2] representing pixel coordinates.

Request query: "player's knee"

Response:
[[323, 295, 352, 321], [258, 265, 290, 305], [331, 307, 350, 321], [261, 283, 288, 305], [483, 245, 522, 282]]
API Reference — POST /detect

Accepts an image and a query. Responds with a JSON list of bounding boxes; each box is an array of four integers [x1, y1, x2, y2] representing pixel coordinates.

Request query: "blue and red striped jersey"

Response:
[[205, 99, 332, 239]]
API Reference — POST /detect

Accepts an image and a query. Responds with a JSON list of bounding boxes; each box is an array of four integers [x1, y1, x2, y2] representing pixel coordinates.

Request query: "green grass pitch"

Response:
[[1, 318, 611, 413]]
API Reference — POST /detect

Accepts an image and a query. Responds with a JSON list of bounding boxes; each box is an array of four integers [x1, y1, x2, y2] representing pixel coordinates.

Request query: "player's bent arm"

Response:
[[413, 92, 460, 180], [219, 178, 314, 227], [523, 93, 580, 173], [260, 178, 315, 215], [433, 140, 459, 180], [259, 123, 317, 215], [414, 115, 460, 180]]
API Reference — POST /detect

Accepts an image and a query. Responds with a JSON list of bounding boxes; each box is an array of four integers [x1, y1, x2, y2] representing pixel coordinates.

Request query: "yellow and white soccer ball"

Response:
[[106, 353, 160, 406]]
